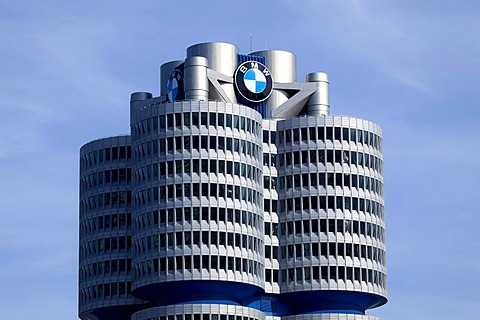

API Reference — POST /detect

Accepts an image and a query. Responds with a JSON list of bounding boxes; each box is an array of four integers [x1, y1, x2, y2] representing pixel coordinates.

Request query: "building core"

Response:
[[79, 42, 387, 320]]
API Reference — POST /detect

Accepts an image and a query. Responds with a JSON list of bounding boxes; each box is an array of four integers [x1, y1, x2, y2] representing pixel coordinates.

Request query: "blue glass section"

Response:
[[277, 290, 387, 315], [133, 278, 386, 316], [92, 305, 143, 320], [248, 291, 385, 316], [132, 280, 263, 307], [247, 294, 291, 316]]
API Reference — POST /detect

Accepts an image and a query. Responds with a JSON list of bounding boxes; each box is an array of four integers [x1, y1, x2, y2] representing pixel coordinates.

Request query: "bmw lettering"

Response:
[[234, 61, 273, 102]]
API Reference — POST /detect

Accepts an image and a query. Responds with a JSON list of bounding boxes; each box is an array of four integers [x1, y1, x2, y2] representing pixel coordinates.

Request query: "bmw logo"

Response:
[[167, 69, 184, 102], [234, 61, 273, 103]]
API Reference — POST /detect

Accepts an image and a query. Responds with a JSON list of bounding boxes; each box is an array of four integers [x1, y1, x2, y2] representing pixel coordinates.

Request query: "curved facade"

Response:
[[79, 42, 387, 320], [79, 136, 144, 320], [262, 120, 280, 295], [130, 101, 265, 303], [275, 116, 386, 313]]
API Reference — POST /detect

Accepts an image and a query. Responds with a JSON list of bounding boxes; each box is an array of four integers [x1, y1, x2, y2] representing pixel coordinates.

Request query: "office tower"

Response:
[[79, 42, 387, 320]]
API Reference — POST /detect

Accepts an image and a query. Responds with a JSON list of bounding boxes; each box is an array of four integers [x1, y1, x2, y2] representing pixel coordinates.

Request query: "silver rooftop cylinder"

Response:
[[160, 60, 184, 96], [187, 42, 239, 103], [184, 56, 209, 101], [130, 91, 152, 103], [306, 72, 330, 116], [249, 50, 297, 117], [187, 42, 239, 75], [130, 92, 153, 117]]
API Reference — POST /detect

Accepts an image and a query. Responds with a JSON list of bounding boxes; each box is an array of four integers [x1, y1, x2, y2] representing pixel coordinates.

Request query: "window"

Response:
[[201, 112, 208, 126]]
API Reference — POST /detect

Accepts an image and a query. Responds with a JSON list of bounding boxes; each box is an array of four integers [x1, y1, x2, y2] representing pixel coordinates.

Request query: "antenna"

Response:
[[250, 35, 254, 52]]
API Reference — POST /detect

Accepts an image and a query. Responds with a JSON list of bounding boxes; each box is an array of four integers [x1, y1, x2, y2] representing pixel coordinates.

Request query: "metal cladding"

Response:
[[79, 42, 387, 320], [187, 42, 239, 75], [250, 50, 297, 118], [184, 56, 209, 101], [306, 72, 330, 116], [130, 91, 153, 102], [249, 49, 297, 83], [187, 42, 239, 103]]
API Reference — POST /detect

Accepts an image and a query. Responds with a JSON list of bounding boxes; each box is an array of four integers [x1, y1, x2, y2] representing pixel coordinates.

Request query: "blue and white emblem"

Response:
[[167, 69, 184, 102], [244, 68, 267, 93], [235, 61, 273, 102]]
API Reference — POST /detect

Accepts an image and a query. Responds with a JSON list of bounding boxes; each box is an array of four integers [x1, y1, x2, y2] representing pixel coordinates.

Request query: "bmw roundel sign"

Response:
[[234, 61, 273, 103], [167, 69, 184, 102]]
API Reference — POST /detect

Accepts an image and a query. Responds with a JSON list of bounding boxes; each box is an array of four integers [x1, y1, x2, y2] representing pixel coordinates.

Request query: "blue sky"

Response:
[[0, 1, 479, 319]]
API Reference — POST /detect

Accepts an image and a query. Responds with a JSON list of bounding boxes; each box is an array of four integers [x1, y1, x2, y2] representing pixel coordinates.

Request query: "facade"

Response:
[[79, 42, 387, 320]]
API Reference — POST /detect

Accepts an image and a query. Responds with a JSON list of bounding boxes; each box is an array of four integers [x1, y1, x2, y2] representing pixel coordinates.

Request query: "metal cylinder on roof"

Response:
[[187, 42, 239, 103], [184, 56, 209, 101], [306, 72, 330, 116], [187, 42, 239, 75], [249, 50, 296, 83], [249, 50, 297, 117], [130, 91, 152, 103]]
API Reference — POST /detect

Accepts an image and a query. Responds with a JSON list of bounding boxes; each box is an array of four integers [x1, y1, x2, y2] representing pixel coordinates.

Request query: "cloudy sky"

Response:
[[0, 1, 479, 319]]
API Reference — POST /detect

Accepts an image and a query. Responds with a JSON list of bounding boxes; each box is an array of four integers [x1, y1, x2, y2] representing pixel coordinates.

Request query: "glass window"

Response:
[[218, 113, 224, 128], [112, 147, 118, 160], [263, 131, 269, 144], [201, 112, 208, 126], [233, 115, 239, 129], [175, 113, 182, 128], [210, 136, 216, 151], [270, 131, 276, 144], [327, 150, 333, 164], [226, 114, 232, 128], [159, 115, 166, 130], [334, 127, 341, 141], [318, 127, 325, 142], [326, 127, 333, 141], [192, 112, 199, 127], [342, 128, 349, 142], [293, 129, 299, 142], [301, 128, 307, 142], [201, 136, 208, 150], [335, 150, 342, 164], [350, 128, 356, 142]]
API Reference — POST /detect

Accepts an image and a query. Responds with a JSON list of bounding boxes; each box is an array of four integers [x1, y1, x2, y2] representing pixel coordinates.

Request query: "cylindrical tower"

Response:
[[276, 116, 386, 315], [79, 136, 144, 320], [129, 100, 265, 305]]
